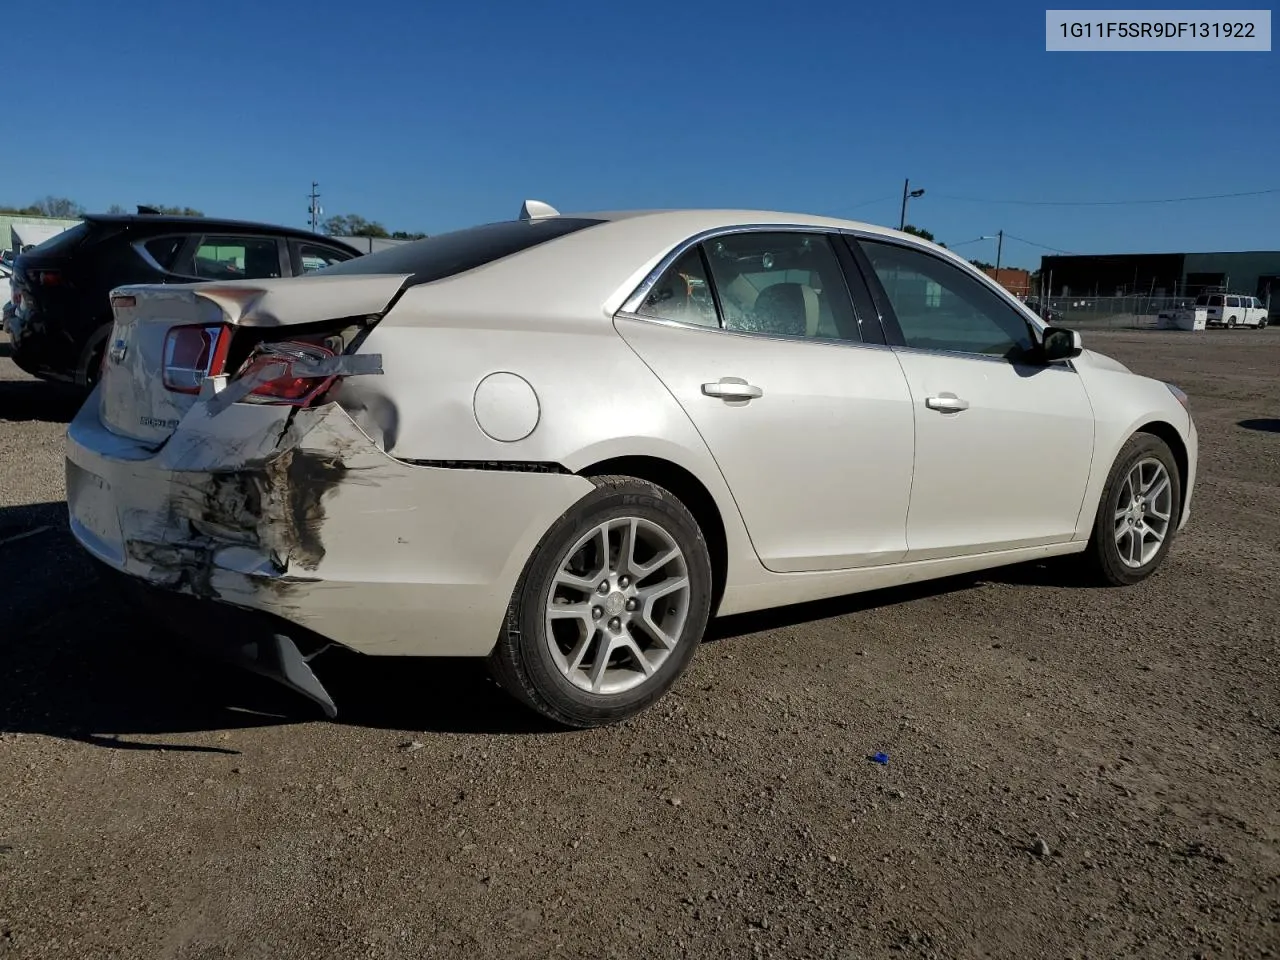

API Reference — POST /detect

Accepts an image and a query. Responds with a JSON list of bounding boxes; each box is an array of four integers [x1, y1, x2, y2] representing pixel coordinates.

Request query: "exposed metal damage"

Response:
[[116, 404, 380, 605]]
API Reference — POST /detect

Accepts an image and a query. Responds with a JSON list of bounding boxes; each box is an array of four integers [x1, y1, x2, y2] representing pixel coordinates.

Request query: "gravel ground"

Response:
[[1, 330, 1277, 960]]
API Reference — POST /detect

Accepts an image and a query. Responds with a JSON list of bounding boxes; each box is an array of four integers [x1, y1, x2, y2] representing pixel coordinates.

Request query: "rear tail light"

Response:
[[233, 338, 342, 406], [162, 324, 230, 394], [30, 269, 64, 287], [160, 322, 347, 407]]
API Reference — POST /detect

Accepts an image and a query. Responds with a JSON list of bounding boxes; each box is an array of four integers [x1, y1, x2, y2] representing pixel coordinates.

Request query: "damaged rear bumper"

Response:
[[66, 389, 594, 662], [100, 562, 339, 717]]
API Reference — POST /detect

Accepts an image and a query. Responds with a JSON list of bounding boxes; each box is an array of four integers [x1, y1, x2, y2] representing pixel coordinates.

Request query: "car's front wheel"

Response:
[[489, 475, 713, 728], [1085, 433, 1182, 585]]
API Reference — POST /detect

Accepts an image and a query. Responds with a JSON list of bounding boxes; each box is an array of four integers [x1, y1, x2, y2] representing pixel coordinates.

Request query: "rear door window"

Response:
[[700, 232, 862, 341], [190, 236, 283, 280], [636, 248, 720, 328], [1226, 296, 1241, 308], [1207, 295, 1223, 307]]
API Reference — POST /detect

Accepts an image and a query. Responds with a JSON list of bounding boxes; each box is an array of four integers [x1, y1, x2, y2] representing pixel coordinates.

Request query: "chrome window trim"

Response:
[[613, 310, 896, 354], [131, 236, 180, 274], [889, 341, 1079, 373]]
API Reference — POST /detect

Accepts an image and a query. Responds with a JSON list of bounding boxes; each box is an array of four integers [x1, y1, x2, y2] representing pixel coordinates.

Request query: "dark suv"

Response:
[[8, 213, 361, 388]]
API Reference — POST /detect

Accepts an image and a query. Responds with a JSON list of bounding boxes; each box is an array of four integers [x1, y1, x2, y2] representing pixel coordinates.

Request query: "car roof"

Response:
[[386, 207, 1008, 324], [83, 213, 355, 245], [562, 207, 903, 237]]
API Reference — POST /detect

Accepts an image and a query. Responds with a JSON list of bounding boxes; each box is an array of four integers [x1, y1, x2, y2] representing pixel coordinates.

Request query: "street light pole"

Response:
[[308, 181, 322, 233], [993, 229, 1003, 286], [899, 179, 925, 231]]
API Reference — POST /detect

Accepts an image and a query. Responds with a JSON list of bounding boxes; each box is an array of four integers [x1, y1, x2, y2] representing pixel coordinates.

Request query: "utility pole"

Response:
[[993, 230, 1003, 287], [307, 181, 322, 233], [899, 178, 925, 231]]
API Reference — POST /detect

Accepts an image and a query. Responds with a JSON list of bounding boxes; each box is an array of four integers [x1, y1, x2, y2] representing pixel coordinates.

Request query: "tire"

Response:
[[1228, 316, 1238, 328], [489, 475, 713, 728], [1084, 433, 1182, 586]]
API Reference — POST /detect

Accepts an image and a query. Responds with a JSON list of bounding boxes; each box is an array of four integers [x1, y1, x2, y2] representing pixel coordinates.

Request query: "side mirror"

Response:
[[1041, 325, 1082, 362]]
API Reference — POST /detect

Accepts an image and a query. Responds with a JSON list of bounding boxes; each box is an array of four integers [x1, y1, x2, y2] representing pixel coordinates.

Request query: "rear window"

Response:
[[316, 218, 604, 285], [25, 221, 92, 256], [1207, 295, 1223, 306], [1194, 295, 1208, 306]]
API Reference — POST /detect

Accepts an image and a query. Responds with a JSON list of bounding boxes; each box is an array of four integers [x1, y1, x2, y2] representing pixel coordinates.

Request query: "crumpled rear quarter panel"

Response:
[[66, 397, 593, 656]]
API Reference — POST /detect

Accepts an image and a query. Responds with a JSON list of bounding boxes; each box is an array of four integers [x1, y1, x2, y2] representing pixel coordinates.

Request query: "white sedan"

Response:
[[65, 203, 1197, 727]]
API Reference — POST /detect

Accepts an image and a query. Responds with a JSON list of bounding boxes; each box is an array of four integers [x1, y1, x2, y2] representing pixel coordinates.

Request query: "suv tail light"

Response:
[[30, 268, 65, 287], [233, 337, 344, 406], [162, 324, 230, 394]]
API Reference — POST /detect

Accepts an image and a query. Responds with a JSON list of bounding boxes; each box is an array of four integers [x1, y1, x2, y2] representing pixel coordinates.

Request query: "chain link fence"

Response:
[[1031, 295, 1195, 330]]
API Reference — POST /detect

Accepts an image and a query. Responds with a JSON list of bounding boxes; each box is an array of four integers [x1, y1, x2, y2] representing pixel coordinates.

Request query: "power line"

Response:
[[933, 187, 1280, 207], [829, 194, 897, 215], [1002, 232, 1077, 255]]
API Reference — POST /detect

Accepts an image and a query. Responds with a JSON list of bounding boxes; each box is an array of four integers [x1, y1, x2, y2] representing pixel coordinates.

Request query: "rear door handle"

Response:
[[702, 378, 763, 401], [925, 393, 969, 412]]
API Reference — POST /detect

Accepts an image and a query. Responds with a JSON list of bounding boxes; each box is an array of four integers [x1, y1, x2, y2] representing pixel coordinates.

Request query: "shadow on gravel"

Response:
[[0, 505, 550, 747], [1239, 418, 1280, 434], [0, 497, 1097, 748], [710, 558, 1099, 640], [0, 378, 85, 424]]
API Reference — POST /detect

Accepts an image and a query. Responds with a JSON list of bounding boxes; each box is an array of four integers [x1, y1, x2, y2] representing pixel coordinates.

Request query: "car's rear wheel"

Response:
[[1084, 433, 1181, 586], [1228, 316, 1238, 328], [489, 475, 713, 728]]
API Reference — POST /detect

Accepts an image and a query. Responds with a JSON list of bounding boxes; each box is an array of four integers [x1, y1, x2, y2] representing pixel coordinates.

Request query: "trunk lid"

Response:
[[98, 273, 410, 445]]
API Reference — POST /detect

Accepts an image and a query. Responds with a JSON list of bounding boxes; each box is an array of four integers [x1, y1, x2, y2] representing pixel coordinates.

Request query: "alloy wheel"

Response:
[[1113, 457, 1174, 569], [544, 517, 691, 695]]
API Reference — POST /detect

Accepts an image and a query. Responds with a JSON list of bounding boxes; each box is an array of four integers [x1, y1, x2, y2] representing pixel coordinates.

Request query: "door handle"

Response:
[[925, 393, 969, 412], [702, 378, 763, 401]]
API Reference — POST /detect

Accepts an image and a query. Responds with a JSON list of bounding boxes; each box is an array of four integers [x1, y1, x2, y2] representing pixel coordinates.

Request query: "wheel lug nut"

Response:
[[608, 617, 621, 631], [618, 576, 630, 588], [598, 581, 610, 594], [592, 606, 603, 620], [625, 598, 638, 612]]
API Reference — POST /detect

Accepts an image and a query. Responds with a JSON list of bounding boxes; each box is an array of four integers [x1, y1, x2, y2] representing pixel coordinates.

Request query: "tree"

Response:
[[142, 204, 205, 216], [322, 214, 390, 238], [901, 224, 934, 243], [0, 197, 84, 218], [391, 230, 428, 240], [970, 259, 995, 271], [31, 196, 85, 218], [106, 204, 128, 215]]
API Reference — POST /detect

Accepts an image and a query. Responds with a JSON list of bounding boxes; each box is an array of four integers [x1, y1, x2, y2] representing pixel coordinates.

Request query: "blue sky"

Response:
[[7, 0, 1277, 266]]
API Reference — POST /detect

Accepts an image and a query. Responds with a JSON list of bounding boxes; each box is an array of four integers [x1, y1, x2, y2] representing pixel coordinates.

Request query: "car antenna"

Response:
[[519, 200, 559, 221]]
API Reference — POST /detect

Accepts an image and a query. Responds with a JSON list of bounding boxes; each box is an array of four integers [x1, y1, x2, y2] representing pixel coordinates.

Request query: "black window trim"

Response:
[[616, 224, 891, 351], [847, 233, 1051, 366]]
